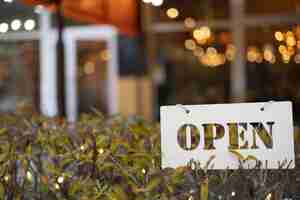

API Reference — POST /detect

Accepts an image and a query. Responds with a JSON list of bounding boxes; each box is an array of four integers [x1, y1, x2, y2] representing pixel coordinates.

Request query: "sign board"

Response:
[[160, 102, 295, 169]]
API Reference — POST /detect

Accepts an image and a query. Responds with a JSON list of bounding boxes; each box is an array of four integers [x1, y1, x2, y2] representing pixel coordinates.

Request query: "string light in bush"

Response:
[[54, 183, 60, 190], [98, 148, 104, 154], [80, 145, 86, 151], [26, 171, 33, 181], [4, 175, 9, 182], [266, 193, 272, 200], [151, 159, 155, 165], [57, 176, 64, 184], [188, 196, 194, 200]]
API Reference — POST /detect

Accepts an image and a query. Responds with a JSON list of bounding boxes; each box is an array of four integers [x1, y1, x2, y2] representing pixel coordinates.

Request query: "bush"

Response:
[[0, 113, 299, 200]]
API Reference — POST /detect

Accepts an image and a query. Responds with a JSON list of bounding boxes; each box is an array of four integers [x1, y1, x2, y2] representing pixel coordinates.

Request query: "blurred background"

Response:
[[0, 0, 300, 123]]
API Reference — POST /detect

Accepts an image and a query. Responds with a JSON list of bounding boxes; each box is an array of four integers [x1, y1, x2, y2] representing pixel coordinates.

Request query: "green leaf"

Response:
[[0, 153, 7, 163], [0, 183, 4, 197], [0, 128, 7, 136], [200, 179, 209, 200]]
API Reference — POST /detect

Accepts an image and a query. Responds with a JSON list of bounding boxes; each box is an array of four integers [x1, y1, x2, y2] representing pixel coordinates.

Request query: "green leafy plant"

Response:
[[0, 113, 299, 200]]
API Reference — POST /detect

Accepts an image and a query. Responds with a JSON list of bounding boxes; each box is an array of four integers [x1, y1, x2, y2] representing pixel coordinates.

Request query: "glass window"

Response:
[[0, 40, 40, 113]]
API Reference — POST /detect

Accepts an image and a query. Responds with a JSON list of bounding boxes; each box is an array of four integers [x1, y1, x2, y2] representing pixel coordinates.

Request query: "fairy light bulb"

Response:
[[184, 39, 196, 51], [4, 175, 9, 182], [166, 8, 179, 19], [142, 168, 147, 174], [57, 176, 64, 184], [54, 183, 60, 190], [11, 19, 21, 31], [26, 171, 33, 181], [98, 148, 104, 154], [184, 17, 196, 29], [151, 0, 163, 6], [274, 31, 284, 41]]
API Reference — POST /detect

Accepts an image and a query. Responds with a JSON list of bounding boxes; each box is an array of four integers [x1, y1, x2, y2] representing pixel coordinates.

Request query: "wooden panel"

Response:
[[118, 77, 153, 119], [246, 0, 296, 15], [118, 77, 138, 116], [140, 77, 153, 120]]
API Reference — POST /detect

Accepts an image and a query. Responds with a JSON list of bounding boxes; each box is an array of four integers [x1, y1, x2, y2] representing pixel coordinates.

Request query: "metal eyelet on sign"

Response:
[[260, 100, 275, 111], [177, 104, 191, 114]]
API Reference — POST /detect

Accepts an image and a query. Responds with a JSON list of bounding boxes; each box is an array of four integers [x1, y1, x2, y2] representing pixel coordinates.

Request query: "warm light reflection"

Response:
[[100, 50, 111, 61], [193, 26, 211, 41], [282, 54, 291, 63], [286, 35, 296, 47], [185, 39, 196, 50], [256, 53, 263, 63], [278, 45, 287, 55], [287, 46, 295, 56], [151, 0, 163, 6], [247, 46, 260, 63], [263, 45, 274, 63], [295, 54, 300, 64], [265, 193, 272, 200], [199, 47, 226, 67], [274, 31, 284, 41], [193, 47, 204, 57], [184, 17, 196, 29], [207, 47, 217, 55], [84, 62, 95, 75], [166, 8, 179, 19], [264, 50, 273, 62], [195, 38, 208, 45], [225, 44, 236, 61]]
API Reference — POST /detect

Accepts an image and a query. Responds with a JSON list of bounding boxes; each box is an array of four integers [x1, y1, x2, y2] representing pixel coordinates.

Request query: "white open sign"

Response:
[[160, 102, 295, 169]]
